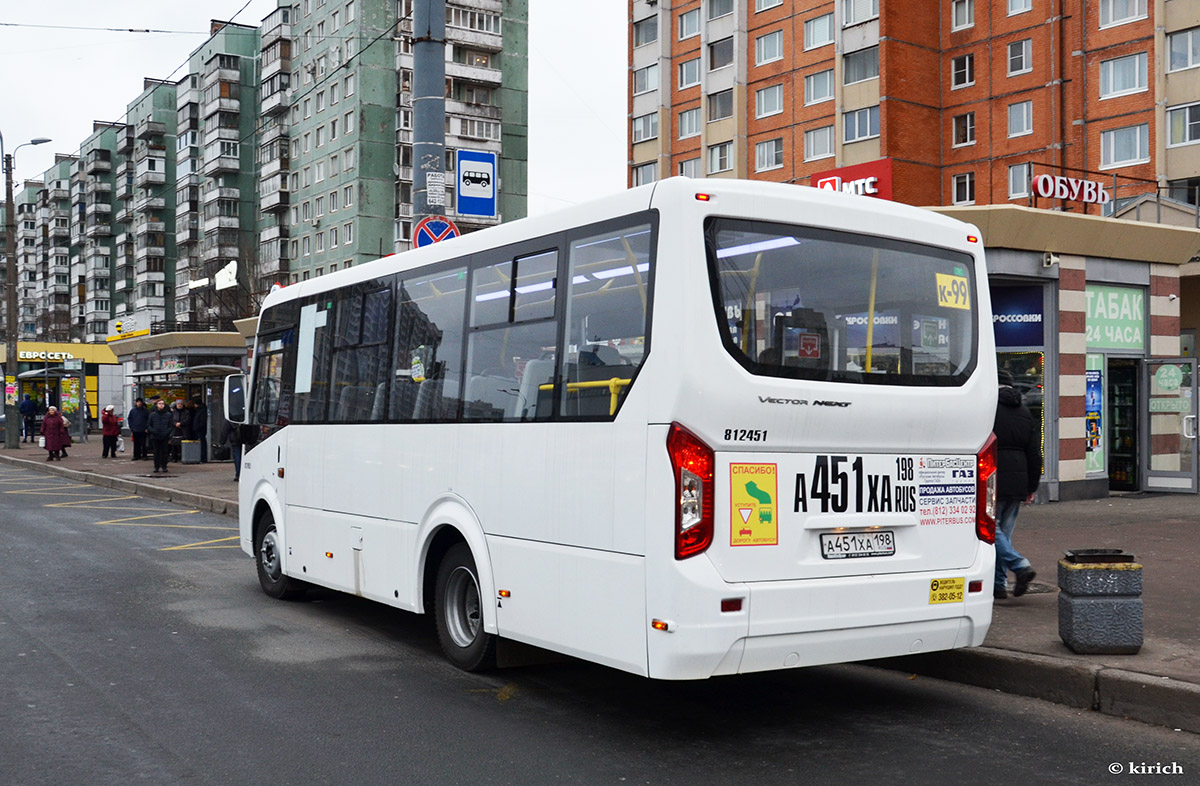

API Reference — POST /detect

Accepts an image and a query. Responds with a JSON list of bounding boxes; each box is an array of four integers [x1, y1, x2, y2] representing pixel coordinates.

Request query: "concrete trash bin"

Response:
[[1058, 549, 1143, 655], [181, 439, 201, 465]]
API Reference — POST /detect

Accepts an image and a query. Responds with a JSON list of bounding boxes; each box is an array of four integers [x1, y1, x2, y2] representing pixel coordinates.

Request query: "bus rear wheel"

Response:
[[434, 543, 496, 671], [255, 515, 306, 600]]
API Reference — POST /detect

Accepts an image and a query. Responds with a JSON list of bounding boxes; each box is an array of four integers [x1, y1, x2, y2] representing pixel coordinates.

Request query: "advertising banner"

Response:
[[991, 286, 1044, 348], [1086, 285, 1145, 351], [1085, 354, 1105, 474]]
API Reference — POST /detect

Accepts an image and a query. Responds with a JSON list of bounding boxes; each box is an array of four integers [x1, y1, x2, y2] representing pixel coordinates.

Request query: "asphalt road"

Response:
[[2, 466, 1197, 785]]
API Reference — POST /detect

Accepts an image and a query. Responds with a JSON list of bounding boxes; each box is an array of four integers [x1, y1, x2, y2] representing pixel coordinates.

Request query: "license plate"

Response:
[[820, 530, 895, 560]]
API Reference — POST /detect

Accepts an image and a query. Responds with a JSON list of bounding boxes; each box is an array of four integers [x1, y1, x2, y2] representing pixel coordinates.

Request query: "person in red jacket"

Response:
[[101, 404, 121, 458]]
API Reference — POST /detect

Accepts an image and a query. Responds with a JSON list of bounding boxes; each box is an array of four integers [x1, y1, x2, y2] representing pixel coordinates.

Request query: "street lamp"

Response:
[[2, 132, 51, 449]]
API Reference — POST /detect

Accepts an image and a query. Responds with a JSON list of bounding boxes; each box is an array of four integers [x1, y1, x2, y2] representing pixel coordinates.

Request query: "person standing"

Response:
[[127, 397, 149, 461], [100, 405, 121, 458], [993, 369, 1042, 600], [19, 394, 37, 442], [40, 406, 69, 461], [221, 421, 257, 482], [170, 400, 191, 463], [147, 398, 175, 473], [191, 396, 209, 463]]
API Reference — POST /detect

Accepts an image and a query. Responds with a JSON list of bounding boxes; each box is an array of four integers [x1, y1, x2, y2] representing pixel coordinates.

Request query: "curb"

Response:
[[872, 647, 1200, 734], [0, 453, 238, 520]]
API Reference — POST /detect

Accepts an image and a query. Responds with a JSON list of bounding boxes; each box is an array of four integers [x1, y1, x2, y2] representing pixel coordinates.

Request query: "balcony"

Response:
[[202, 154, 240, 176], [134, 195, 166, 212], [203, 96, 240, 117], [262, 18, 291, 47], [201, 243, 239, 262], [202, 186, 240, 204], [260, 189, 289, 212], [262, 54, 291, 81], [445, 60, 502, 86], [136, 118, 166, 140], [259, 223, 289, 243], [135, 242, 165, 261], [261, 90, 289, 116], [203, 65, 240, 88], [115, 206, 131, 224], [136, 219, 167, 234], [257, 255, 289, 277], [202, 215, 240, 233], [260, 153, 289, 179], [116, 126, 135, 153], [85, 151, 112, 174], [134, 168, 167, 187], [176, 227, 200, 247], [260, 118, 289, 144]]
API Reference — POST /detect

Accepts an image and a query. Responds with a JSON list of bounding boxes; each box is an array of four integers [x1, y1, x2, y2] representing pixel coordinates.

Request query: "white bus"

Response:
[[226, 178, 999, 679]]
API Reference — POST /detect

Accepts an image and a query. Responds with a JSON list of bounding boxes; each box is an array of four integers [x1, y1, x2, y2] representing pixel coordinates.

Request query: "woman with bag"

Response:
[[40, 406, 69, 461]]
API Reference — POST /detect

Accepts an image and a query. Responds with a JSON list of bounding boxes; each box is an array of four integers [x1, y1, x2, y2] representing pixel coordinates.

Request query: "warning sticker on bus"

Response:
[[928, 577, 965, 604], [730, 463, 778, 547]]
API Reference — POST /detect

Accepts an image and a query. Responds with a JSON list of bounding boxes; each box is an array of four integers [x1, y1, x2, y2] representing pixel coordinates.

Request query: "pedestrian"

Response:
[[191, 396, 209, 463], [994, 368, 1042, 600], [19, 394, 37, 443], [220, 420, 257, 481], [146, 398, 175, 473], [40, 406, 69, 461], [170, 400, 191, 463], [127, 397, 149, 461], [101, 405, 121, 458]]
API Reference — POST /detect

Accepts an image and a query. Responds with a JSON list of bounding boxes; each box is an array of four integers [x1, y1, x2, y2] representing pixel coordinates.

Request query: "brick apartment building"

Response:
[[628, 0, 1199, 211]]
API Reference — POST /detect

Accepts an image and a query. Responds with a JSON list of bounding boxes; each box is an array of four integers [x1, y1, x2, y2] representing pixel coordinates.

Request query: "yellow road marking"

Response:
[[46, 494, 143, 507], [94, 510, 230, 528], [161, 536, 241, 551]]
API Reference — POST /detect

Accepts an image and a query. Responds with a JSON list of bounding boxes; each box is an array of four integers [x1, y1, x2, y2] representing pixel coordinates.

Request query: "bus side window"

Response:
[[560, 221, 654, 419], [391, 267, 467, 421]]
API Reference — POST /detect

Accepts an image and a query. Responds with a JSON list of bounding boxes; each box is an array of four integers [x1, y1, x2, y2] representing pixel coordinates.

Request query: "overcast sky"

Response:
[[0, 0, 626, 216]]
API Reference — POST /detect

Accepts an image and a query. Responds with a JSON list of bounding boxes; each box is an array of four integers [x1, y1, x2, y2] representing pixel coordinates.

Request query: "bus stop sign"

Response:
[[414, 216, 460, 248]]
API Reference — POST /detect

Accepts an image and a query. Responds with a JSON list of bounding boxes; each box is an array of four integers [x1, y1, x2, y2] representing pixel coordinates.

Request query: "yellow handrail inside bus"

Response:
[[864, 250, 879, 373], [539, 377, 632, 416]]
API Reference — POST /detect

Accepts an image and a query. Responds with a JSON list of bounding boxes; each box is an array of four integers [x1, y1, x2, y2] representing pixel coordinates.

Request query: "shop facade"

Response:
[[935, 206, 1200, 499], [1, 341, 121, 426]]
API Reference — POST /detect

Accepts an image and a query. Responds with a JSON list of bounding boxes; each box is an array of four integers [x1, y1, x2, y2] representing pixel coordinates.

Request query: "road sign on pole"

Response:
[[456, 150, 497, 218], [413, 215, 461, 248]]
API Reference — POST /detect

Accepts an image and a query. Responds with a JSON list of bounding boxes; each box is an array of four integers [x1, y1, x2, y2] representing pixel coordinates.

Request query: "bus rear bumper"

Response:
[[647, 551, 994, 679]]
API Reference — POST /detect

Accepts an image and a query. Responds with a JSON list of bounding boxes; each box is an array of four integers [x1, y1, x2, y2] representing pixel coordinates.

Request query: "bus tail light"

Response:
[[976, 433, 997, 544], [667, 423, 714, 560]]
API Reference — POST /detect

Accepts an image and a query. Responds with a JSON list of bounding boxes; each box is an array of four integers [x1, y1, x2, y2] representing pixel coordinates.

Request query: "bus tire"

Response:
[[434, 543, 496, 671], [255, 515, 306, 600]]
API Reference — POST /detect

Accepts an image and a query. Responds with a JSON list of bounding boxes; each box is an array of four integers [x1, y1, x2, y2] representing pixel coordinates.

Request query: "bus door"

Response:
[[1143, 358, 1198, 493]]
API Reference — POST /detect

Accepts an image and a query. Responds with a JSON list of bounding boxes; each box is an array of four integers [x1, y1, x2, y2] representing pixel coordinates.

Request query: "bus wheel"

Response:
[[434, 543, 496, 671], [255, 515, 306, 600]]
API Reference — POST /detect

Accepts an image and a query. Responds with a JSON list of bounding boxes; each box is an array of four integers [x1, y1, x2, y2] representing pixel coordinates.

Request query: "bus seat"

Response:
[[337, 384, 376, 421], [369, 381, 388, 420], [514, 358, 554, 420]]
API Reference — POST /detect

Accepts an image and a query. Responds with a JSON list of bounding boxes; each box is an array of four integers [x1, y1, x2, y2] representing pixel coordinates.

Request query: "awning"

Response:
[[16, 367, 82, 379], [129, 365, 242, 383]]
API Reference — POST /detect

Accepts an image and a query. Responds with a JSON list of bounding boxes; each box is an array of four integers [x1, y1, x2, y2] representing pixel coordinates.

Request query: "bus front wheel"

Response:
[[434, 543, 496, 671], [255, 515, 306, 600]]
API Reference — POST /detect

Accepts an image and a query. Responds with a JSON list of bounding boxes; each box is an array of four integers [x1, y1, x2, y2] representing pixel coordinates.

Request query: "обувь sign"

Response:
[[1032, 174, 1111, 204]]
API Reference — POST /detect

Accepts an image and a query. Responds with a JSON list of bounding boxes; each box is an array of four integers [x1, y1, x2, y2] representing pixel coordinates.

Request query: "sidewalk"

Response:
[[2, 438, 1197, 732]]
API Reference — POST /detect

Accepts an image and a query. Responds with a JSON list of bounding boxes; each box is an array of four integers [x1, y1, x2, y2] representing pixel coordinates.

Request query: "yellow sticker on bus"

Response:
[[928, 577, 966, 604], [936, 273, 971, 310], [730, 463, 778, 547]]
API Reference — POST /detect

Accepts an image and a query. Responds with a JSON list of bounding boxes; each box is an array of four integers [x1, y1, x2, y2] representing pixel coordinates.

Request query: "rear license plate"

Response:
[[820, 530, 895, 560]]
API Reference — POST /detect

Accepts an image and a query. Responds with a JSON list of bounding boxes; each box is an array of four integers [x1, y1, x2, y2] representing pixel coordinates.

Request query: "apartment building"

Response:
[[628, 0, 1200, 211]]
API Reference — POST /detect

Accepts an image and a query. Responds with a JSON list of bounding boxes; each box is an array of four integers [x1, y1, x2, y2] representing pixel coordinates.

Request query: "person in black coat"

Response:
[[191, 397, 209, 463], [127, 397, 149, 461], [146, 398, 176, 473], [993, 368, 1042, 600]]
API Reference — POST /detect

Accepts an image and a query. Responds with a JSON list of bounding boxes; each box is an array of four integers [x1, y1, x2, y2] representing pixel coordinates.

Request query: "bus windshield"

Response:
[[707, 217, 978, 387]]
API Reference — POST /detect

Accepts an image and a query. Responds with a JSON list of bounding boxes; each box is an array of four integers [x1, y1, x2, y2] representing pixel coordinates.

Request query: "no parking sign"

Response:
[[413, 215, 460, 248]]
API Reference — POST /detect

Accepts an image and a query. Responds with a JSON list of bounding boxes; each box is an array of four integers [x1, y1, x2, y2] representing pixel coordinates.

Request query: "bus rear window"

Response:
[[707, 218, 978, 387]]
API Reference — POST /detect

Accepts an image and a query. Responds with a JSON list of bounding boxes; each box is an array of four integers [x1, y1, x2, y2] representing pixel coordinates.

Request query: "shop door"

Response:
[[1142, 359, 1198, 493]]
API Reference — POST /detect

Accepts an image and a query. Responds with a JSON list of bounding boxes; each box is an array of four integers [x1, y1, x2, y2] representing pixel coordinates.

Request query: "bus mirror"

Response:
[[225, 373, 248, 424]]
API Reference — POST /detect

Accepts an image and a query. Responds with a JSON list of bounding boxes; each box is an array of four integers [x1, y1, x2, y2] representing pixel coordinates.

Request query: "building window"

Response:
[[344, 111, 355, 135], [344, 223, 353, 245], [1008, 0, 1032, 14], [679, 58, 701, 89], [1099, 0, 1147, 28], [708, 0, 733, 20], [757, 0, 783, 10], [755, 138, 784, 171], [844, 46, 879, 84], [1008, 101, 1033, 137], [1008, 39, 1032, 76], [804, 70, 833, 105], [708, 89, 733, 121], [679, 157, 702, 177], [1169, 28, 1200, 72], [633, 16, 657, 47], [756, 84, 784, 117], [1100, 124, 1150, 168], [632, 162, 657, 186], [679, 8, 700, 39], [679, 107, 701, 138], [805, 13, 834, 49], [1099, 52, 1147, 99], [953, 112, 975, 146], [632, 113, 658, 143], [707, 141, 732, 173], [843, 0, 879, 26], [952, 54, 975, 88], [345, 73, 355, 95], [805, 126, 835, 161], [1167, 103, 1200, 147], [756, 30, 783, 65], [952, 0, 973, 30], [633, 64, 659, 95], [709, 37, 734, 71], [953, 173, 975, 205], [344, 185, 354, 206], [1008, 163, 1031, 198], [843, 106, 880, 143]]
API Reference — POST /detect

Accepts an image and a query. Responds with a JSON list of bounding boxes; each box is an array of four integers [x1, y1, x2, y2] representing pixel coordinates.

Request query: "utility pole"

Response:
[[2, 134, 51, 450], [413, 0, 447, 226]]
